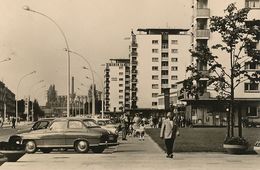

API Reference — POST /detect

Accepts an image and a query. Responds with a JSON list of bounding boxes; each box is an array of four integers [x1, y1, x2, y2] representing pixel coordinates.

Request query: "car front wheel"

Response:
[[25, 140, 37, 154], [74, 140, 89, 153]]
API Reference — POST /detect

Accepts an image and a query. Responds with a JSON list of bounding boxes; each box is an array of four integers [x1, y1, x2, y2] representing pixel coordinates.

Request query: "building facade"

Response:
[[104, 59, 130, 112], [177, 0, 260, 126], [129, 29, 190, 110], [0, 81, 15, 121]]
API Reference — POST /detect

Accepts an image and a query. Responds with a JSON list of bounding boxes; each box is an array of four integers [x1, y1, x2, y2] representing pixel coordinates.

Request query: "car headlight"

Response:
[[16, 141, 20, 144]]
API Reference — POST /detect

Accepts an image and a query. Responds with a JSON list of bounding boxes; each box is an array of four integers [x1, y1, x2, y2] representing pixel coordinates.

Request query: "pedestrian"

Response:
[[160, 112, 180, 158], [120, 113, 128, 140], [11, 117, 16, 129]]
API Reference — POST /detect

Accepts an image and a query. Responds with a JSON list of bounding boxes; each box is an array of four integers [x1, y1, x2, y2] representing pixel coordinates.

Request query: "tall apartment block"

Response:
[[104, 59, 130, 112], [0, 81, 15, 121], [129, 29, 190, 110], [179, 0, 260, 126]]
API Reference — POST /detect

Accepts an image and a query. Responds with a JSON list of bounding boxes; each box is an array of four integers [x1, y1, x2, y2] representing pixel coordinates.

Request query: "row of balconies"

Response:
[[177, 91, 211, 100]]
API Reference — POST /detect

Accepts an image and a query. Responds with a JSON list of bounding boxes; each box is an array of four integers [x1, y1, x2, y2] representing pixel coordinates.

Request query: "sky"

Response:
[[0, 0, 192, 105]]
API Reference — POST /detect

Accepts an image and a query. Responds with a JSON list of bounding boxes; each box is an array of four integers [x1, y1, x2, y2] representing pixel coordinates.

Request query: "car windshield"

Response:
[[83, 120, 100, 128]]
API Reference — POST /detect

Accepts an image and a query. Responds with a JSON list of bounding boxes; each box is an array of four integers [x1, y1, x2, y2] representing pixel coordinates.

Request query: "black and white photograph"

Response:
[[0, 0, 260, 169]]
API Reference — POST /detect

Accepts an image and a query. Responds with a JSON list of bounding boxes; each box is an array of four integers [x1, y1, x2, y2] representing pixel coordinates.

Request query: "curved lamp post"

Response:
[[23, 5, 71, 117], [0, 57, 11, 63], [65, 49, 96, 117], [27, 79, 44, 121], [16, 70, 36, 123]]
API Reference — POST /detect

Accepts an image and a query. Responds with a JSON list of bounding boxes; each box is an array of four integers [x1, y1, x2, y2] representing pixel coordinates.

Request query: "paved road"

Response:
[[1, 133, 260, 170]]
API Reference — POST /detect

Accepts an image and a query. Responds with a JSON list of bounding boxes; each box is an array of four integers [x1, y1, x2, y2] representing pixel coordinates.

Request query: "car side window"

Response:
[[68, 120, 84, 129], [49, 121, 67, 130], [38, 121, 49, 129]]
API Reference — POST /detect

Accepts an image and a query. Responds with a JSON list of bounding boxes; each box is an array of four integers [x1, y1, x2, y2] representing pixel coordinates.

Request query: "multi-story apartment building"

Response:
[[0, 81, 15, 120], [104, 59, 130, 112], [129, 29, 190, 110], [178, 0, 260, 126]]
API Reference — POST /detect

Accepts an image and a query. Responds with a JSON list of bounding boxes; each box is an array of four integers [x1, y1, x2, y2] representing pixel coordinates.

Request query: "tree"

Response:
[[182, 3, 260, 139], [33, 99, 45, 121]]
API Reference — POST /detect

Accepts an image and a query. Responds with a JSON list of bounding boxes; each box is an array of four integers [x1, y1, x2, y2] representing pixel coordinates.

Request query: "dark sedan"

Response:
[[10, 117, 118, 154]]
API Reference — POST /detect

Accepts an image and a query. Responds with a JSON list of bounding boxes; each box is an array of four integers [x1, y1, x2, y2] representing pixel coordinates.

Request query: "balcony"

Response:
[[132, 78, 138, 83], [178, 91, 211, 100], [161, 66, 169, 70], [196, 29, 210, 39], [161, 48, 168, 53], [131, 51, 138, 56], [161, 84, 168, 89], [132, 42, 138, 48], [196, 8, 210, 18], [161, 57, 168, 61], [132, 61, 138, 66], [132, 70, 138, 74]]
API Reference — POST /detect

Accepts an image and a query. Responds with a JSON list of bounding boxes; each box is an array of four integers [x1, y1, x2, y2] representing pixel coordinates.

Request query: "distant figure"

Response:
[[137, 122, 145, 141], [160, 112, 179, 158], [11, 117, 16, 129], [0, 116, 3, 128], [120, 113, 128, 140]]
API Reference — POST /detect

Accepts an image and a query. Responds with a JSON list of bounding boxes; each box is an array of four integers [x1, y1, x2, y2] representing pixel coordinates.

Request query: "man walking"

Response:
[[160, 112, 179, 158]]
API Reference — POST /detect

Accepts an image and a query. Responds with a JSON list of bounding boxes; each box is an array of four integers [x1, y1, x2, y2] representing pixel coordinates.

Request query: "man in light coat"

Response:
[[160, 112, 179, 158]]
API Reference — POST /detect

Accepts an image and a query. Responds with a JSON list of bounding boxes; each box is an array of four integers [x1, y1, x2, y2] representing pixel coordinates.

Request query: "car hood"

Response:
[[89, 127, 113, 135]]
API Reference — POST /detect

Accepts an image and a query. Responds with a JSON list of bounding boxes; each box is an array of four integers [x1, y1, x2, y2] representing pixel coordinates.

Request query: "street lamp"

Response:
[[23, 5, 71, 117], [16, 70, 36, 123], [27, 79, 44, 121], [65, 49, 96, 117], [85, 73, 104, 119]]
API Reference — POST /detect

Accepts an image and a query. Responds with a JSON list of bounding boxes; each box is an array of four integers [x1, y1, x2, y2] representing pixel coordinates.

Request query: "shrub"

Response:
[[224, 137, 249, 146]]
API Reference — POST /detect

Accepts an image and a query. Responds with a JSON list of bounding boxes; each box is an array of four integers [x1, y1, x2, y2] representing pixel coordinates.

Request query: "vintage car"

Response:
[[9, 117, 118, 154], [94, 119, 120, 134]]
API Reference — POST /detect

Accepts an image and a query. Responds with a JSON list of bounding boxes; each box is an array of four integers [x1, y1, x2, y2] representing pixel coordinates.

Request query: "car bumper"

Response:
[[90, 142, 119, 147]]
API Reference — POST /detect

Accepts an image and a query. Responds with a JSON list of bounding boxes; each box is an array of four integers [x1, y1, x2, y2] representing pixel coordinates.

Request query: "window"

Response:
[[244, 83, 259, 92], [69, 121, 83, 129], [152, 49, 159, 53], [50, 121, 67, 130], [119, 72, 124, 75], [152, 57, 159, 62], [119, 90, 123, 93], [245, 62, 258, 70], [247, 106, 259, 117], [152, 93, 158, 97], [119, 95, 124, 99], [171, 66, 178, 71], [171, 84, 178, 89], [152, 84, 159, 89], [152, 66, 159, 71], [171, 40, 178, 44], [152, 75, 159, 80], [171, 49, 178, 53], [171, 58, 178, 62], [119, 78, 124, 81], [245, 0, 260, 8], [119, 66, 124, 69], [162, 53, 168, 57], [152, 40, 159, 44], [152, 102, 158, 106], [119, 84, 123, 87], [111, 77, 117, 81], [171, 75, 178, 80], [162, 43, 168, 49]]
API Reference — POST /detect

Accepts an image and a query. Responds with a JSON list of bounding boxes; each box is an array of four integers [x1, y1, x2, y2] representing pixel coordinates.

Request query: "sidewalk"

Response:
[[1, 133, 260, 170], [1, 121, 33, 129]]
